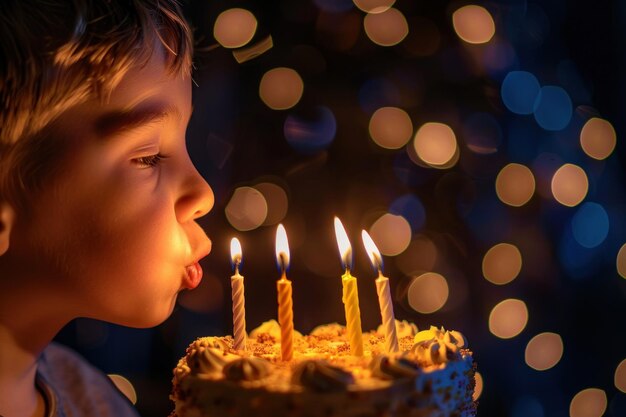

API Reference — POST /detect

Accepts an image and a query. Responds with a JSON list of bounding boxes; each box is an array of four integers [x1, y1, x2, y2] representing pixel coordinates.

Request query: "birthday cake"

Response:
[[170, 320, 477, 417]]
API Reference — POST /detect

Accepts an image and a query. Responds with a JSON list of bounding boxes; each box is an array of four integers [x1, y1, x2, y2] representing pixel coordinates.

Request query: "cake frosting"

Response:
[[170, 320, 476, 417]]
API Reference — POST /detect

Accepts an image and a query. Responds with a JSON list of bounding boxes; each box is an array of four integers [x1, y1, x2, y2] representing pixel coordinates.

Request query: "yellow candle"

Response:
[[230, 238, 247, 351], [276, 224, 294, 361], [334, 217, 364, 356], [362, 230, 399, 353]]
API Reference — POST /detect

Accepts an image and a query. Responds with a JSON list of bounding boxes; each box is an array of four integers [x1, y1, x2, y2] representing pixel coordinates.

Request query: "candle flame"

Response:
[[275, 224, 290, 272], [230, 237, 242, 268], [361, 230, 383, 272], [334, 217, 353, 271]]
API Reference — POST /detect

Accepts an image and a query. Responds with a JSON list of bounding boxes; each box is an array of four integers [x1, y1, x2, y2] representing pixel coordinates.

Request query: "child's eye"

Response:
[[133, 153, 165, 168]]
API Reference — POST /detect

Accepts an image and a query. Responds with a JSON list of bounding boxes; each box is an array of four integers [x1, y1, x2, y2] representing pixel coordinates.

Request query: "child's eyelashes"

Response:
[[133, 153, 166, 168]]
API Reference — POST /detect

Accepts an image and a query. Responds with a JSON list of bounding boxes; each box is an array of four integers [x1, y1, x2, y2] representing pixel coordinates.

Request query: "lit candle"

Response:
[[230, 238, 247, 351], [334, 217, 364, 356], [362, 230, 399, 354], [275, 224, 294, 361]]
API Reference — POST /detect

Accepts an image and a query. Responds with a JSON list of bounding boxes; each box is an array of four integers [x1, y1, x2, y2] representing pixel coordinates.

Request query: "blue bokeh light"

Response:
[[358, 78, 402, 114], [501, 71, 541, 115], [389, 194, 426, 232], [533, 86, 572, 131], [571, 202, 609, 248], [511, 396, 544, 417], [284, 106, 336, 154]]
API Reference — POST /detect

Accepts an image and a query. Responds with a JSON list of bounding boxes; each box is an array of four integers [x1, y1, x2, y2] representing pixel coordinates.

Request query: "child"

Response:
[[0, 1, 214, 416]]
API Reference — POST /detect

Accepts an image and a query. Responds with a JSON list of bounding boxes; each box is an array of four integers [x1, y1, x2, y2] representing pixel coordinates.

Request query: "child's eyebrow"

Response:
[[94, 104, 182, 139]]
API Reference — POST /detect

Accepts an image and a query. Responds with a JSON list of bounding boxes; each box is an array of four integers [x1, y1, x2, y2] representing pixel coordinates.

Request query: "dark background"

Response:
[[55, 1, 626, 416]]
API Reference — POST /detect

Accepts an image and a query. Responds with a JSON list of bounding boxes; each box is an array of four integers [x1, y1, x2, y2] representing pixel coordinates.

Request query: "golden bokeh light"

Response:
[[214, 8, 258, 49], [525, 332, 564, 371], [369, 107, 413, 149], [407, 272, 449, 314], [413, 122, 458, 167], [482, 243, 522, 285], [369, 213, 412, 256], [488, 298, 528, 339], [473, 372, 483, 401], [396, 235, 438, 275], [495, 163, 536, 207], [353, 0, 395, 14], [363, 8, 409, 47], [551, 163, 588, 207], [580, 117, 616, 160], [225, 186, 268, 231], [254, 182, 289, 226], [618, 244, 626, 279], [452, 5, 496, 44], [259, 67, 304, 110], [108, 374, 137, 404], [612, 358, 626, 394], [569, 388, 607, 417]]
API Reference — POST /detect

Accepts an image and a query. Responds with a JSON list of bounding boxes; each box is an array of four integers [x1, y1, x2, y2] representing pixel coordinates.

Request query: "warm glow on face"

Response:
[[413, 122, 458, 167], [369, 107, 413, 149], [334, 217, 353, 270], [615, 358, 626, 393], [108, 374, 137, 404], [551, 163, 588, 207], [525, 332, 564, 371], [473, 372, 483, 401], [580, 117, 616, 160], [482, 243, 522, 285], [275, 224, 290, 270], [214, 8, 258, 48], [259, 67, 304, 110], [489, 298, 528, 339], [496, 163, 536, 207], [569, 388, 607, 417], [369, 213, 411, 256], [618, 244, 626, 279], [225, 186, 268, 231], [452, 5, 495, 44], [407, 272, 449, 313], [230, 238, 242, 265], [361, 230, 383, 270], [353, 0, 395, 14], [363, 8, 409, 47]]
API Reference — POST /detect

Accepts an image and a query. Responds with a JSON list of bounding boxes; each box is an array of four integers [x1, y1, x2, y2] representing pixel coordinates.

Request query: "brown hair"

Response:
[[0, 0, 193, 210]]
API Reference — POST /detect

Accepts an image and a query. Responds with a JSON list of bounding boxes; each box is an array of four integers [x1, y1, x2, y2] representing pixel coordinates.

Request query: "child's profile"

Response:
[[0, 1, 212, 416]]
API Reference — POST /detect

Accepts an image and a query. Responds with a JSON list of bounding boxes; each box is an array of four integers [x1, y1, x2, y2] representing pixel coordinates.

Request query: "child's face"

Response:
[[8, 51, 214, 327]]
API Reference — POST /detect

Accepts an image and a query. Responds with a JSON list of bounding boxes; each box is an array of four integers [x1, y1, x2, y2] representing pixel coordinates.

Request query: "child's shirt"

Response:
[[36, 342, 141, 417]]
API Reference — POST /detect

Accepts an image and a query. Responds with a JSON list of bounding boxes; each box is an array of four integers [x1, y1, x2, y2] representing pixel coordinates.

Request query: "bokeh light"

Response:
[[580, 117, 616, 160], [213, 8, 257, 49], [525, 332, 564, 371], [571, 202, 609, 248], [369, 213, 411, 256], [369, 107, 413, 149], [489, 298, 528, 339], [225, 186, 268, 231], [389, 194, 426, 232], [363, 8, 409, 47], [618, 244, 626, 279], [452, 5, 495, 44], [501, 71, 541, 115], [473, 372, 483, 401], [284, 106, 337, 153], [108, 374, 137, 404], [407, 272, 449, 313], [614, 358, 626, 393], [533, 86, 573, 131], [353, 0, 395, 14], [512, 397, 545, 417], [495, 163, 536, 207], [551, 163, 588, 207], [482, 243, 522, 285], [253, 182, 289, 226], [259, 67, 304, 110], [395, 235, 438, 275], [569, 388, 607, 417], [413, 122, 458, 167]]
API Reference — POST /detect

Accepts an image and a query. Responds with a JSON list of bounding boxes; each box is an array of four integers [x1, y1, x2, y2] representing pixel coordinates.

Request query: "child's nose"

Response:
[[176, 163, 214, 223]]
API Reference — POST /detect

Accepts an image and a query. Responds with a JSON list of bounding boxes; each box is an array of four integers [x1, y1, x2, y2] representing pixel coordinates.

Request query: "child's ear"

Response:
[[0, 201, 15, 256]]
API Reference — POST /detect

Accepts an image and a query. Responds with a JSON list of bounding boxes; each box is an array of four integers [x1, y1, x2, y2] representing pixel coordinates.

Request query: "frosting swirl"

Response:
[[223, 357, 271, 382], [369, 354, 420, 380], [411, 326, 466, 365], [376, 319, 418, 338], [187, 345, 239, 375], [250, 319, 303, 341], [292, 360, 355, 392]]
